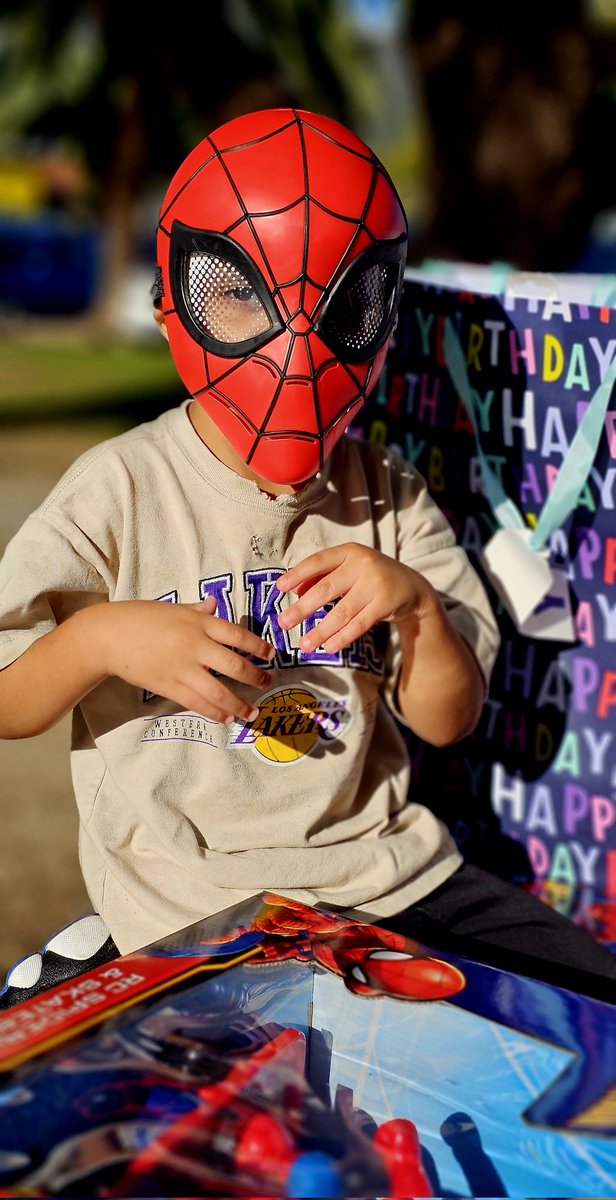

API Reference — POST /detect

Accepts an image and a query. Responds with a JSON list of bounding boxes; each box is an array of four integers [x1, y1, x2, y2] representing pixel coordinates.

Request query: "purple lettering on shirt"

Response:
[[199, 574, 235, 622], [244, 568, 292, 656]]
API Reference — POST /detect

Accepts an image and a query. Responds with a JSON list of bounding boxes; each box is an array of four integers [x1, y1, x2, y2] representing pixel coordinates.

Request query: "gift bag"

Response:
[[352, 266, 616, 924]]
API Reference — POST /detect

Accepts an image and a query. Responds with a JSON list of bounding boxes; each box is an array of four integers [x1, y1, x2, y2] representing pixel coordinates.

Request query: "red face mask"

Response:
[[156, 108, 407, 484]]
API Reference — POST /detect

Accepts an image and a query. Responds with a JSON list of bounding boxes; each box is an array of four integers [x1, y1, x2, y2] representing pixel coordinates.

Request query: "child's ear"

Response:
[[153, 305, 169, 342]]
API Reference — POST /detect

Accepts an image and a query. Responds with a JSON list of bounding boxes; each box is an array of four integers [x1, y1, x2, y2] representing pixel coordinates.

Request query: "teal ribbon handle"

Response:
[[443, 321, 525, 532], [528, 356, 616, 549], [443, 317, 616, 550]]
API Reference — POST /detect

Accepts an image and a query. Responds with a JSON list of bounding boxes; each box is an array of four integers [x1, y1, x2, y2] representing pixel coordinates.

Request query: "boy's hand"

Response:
[[276, 543, 485, 745], [276, 544, 439, 653], [99, 596, 274, 724]]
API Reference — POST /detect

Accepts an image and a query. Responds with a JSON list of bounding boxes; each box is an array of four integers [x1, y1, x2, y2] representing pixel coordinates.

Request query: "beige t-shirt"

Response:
[[0, 402, 499, 953]]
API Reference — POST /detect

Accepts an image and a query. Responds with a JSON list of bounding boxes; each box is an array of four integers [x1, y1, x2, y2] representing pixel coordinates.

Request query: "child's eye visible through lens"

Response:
[[229, 286, 257, 303]]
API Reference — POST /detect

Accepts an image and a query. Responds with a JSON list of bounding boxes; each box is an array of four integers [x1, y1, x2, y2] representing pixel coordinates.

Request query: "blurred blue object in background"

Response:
[[0, 214, 101, 315]]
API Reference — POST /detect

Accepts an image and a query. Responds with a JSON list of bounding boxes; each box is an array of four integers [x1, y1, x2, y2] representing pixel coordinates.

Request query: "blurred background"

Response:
[[2, 0, 616, 978]]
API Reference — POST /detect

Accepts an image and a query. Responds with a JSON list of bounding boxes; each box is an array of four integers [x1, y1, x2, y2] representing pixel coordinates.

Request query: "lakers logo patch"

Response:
[[228, 686, 351, 764]]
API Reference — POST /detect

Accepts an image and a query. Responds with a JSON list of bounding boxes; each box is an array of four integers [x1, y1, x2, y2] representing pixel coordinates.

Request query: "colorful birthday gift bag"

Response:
[[353, 267, 616, 930]]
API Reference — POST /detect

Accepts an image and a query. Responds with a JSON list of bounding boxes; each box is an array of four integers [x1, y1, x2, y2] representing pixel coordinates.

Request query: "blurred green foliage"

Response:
[[0, 0, 422, 210], [1, 337, 184, 422]]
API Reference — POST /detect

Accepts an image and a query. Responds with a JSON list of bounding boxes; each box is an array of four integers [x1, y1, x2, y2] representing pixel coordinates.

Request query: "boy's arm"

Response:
[[393, 600, 486, 745], [0, 598, 275, 739], [0, 606, 107, 738]]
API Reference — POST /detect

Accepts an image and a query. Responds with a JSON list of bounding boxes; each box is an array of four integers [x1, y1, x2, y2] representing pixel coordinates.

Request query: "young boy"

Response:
[[0, 109, 614, 1002]]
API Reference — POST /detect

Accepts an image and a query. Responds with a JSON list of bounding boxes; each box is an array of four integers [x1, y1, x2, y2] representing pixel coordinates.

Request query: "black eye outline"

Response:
[[169, 222, 283, 358], [317, 234, 407, 363]]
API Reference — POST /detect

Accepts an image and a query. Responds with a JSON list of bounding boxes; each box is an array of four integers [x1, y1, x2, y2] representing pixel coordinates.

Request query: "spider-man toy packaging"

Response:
[[0, 892, 614, 1197]]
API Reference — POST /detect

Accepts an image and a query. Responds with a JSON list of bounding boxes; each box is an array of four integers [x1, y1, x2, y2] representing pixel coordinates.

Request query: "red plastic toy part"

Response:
[[374, 1117, 434, 1197], [235, 1109, 297, 1182]]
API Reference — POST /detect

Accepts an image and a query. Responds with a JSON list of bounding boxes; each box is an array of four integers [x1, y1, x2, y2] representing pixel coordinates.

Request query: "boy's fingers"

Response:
[[163, 678, 241, 726], [202, 614, 274, 662], [277, 547, 343, 592], [203, 642, 272, 690], [320, 611, 373, 652], [278, 569, 348, 629], [298, 610, 347, 650], [192, 674, 261, 724], [299, 597, 378, 652], [187, 693, 258, 726], [194, 595, 218, 613]]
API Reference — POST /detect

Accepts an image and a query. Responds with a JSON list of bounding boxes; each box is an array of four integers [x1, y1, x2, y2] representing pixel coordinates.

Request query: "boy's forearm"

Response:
[[395, 604, 486, 746], [0, 606, 108, 739]]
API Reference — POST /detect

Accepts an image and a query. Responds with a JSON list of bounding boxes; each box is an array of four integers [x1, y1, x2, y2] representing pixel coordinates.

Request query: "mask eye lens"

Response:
[[320, 259, 401, 361], [185, 252, 272, 344]]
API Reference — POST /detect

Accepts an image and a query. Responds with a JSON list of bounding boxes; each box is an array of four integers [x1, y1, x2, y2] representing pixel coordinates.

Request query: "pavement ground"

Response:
[[0, 418, 126, 978]]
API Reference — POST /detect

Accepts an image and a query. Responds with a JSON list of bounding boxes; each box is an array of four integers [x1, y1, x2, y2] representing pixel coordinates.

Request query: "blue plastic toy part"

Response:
[[286, 1149, 343, 1198]]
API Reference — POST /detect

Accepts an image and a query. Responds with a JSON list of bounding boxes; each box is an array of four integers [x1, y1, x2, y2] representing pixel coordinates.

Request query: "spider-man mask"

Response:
[[156, 108, 408, 485]]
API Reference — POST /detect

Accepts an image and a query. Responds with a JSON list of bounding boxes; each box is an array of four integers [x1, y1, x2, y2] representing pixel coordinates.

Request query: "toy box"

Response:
[[0, 891, 613, 1197]]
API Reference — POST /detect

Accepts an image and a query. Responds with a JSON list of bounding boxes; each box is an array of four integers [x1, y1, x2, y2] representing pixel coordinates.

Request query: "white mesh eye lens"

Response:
[[185, 252, 272, 344]]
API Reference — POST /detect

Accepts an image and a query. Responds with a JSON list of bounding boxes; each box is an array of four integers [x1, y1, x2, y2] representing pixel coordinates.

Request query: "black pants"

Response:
[[377, 863, 616, 1005]]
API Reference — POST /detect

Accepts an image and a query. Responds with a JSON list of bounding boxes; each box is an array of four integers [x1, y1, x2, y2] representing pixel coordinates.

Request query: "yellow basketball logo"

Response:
[[253, 687, 320, 763], [229, 686, 351, 764]]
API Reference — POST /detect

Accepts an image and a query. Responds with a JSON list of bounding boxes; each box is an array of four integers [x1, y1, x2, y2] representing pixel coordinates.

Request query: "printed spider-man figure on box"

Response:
[[155, 107, 407, 484], [158, 893, 466, 1003], [250, 893, 466, 1001]]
